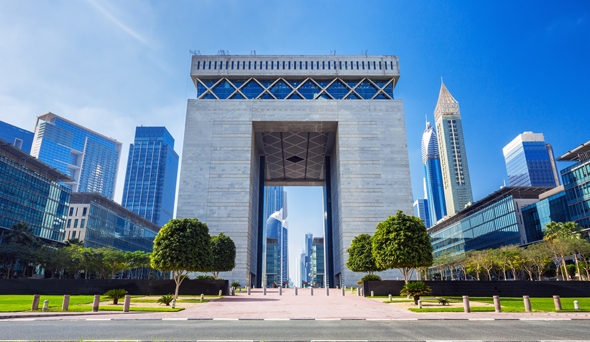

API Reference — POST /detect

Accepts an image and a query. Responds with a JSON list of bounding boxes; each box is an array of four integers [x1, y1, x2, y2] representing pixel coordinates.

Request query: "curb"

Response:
[[1, 317, 588, 321]]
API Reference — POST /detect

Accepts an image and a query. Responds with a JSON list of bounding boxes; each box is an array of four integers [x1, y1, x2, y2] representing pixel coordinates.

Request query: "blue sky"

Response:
[[0, 1, 588, 280]]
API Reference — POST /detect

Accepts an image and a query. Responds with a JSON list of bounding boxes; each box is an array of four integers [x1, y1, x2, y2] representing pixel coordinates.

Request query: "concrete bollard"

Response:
[[31, 294, 40, 311], [418, 300, 422, 309], [295, 287, 298, 296], [247, 287, 251, 295], [574, 300, 580, 310], [263, 287, 266, 296], [232, 287, 235, 296], [171, 299, 176, 309], [219, 290, 222, 296], [523, 296, 531, 312], [371, 291, 374, 298], [389, 294, 392, 301], [42, 300, 49, 312], [463, 295, 470, 313], [279, 287, 282, 296], [201, 294, 204, 302], [62, 295, 70, 311], [92, 295, 100, 312], [326, 287, 329, 296], [357, 288, 361, 296], [123, 295, 130, 312], [493, 295, 501, 313], [310, 287, 313, 296], [341, 287, 345, 296], [553, 295, 562, 310]]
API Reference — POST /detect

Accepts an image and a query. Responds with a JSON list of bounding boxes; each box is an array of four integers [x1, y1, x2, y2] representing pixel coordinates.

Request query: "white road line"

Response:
[[162, 318, 189, 320], [264, 318, 290, 320], [315, 318, 342, 320], [8, 318, 36, 321], [212, 318, 239, 320], [468, 318, 495, 320]]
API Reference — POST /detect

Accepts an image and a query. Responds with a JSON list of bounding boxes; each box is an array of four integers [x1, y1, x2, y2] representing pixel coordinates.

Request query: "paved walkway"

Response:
[[2, 288, 589, 320]]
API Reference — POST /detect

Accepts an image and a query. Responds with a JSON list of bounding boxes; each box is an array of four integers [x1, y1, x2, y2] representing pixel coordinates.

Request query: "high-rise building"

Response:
[[310, 237, 325, 288], [422, 121, 447, 223], [31, 112, 122, 199], [434, 81, 473, 215], [0, 121, 34, 153], [264, 186, 288, 286], [557, 140, 590, 229], [522, 186, 570, 243], [413, 198, 431, 228], [0, 138, 72, 244], [503, 132, 560, 187], [121, 127, 179, 226]]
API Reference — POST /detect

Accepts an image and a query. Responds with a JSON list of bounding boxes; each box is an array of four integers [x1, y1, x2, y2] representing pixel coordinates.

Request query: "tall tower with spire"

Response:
[[434, 80, 473, 215], [422, 121, 447, 224]]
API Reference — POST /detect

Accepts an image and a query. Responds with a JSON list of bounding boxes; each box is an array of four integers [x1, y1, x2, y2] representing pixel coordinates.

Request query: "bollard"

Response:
[[201, 294, 204, 302], [574, 300, 580, 311], [92, 295, 100, 312], [326, 287, 329, 296], [219, 290, 222, 296], [341, 287, 345, 296], [418, 300, 422, 309], [62, 295, 70, 311], [31, 294, 40, 311], [371, 291, 374, 298], [42, 300, 49, 312], [295, 287, 298, 296], [171, 299, 176, 309], [279, 287, 282, 296], [523, 296, 531, 312], [263, 287, 266, 296], [311, 287, 313, 296], [389, 294, 392, 302], [463, 295, 470, 313], [123, 295, 130, 312], [232, 287, 235, 296], [493, 295, 501, 313], [553, 295, 562, 311], [247, 287, 251, 295], [357, 287, 360, 296]]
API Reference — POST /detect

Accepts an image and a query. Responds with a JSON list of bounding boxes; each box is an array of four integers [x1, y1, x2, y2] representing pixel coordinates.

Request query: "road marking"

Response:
[[8, 319, 36, 321], [162, 318, 189, 320], [212, 318, 239, 320], [468, 318, 495, 320], [366, 318, 392, 320], [315, 318, 342, 320], [264, 318, 290, 320]]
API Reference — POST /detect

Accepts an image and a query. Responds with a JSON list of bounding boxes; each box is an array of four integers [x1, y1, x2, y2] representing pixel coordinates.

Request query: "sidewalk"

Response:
[[2, 288, 589, 321]]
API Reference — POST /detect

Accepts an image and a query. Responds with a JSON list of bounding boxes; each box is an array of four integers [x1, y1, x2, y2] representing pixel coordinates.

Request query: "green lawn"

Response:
[[0, 295, 185, 312], [130, 299, 209, 303], [404, 297, 590, 313]]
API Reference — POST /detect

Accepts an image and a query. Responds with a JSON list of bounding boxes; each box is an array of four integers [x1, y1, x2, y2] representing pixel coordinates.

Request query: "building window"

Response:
[[323, 61, 325, 70], [305, 61, 308, 70], [367, 61, 370, 69], [197, 61, 200, 69], [356, 61, 359, 69], [243, 61, 245, 69], [214, 61, 217, 69], [390, 62, 393, 69], [72, 231, 76, 239], [373, 61, 376, 69], [300, 61, 302, 69], [81, 219, 85, 228], [288, 61, 291, 69], [74, 219, 78, 228], [379, 61, 382, 70], [266, 61, 268, 69], [208, 61, 211, 69], [283, 61, 285, 69], [67, 219, 71, 228], [311, 61, 313, 69], [69, 207, 74, 216], [249, 61, 251, 69], [385, 62, 387, 70], [339, 61, 342, 69], [82, 207, 87, 216], [316, 61, 319, 69], [362, 61, 365, 69]]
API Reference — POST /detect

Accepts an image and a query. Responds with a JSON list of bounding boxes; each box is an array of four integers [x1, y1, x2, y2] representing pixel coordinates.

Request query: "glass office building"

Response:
[[310, 237, 325, 288], [264, 237, 280, 287], [263, 186, 288, 286], [558, 141, 590, 229], [503, 132, 560, 187], [428, 187, 552, 257], [31, 112, 122, 199], [413, 198, 431, 228], [66, 192, 160, 252], [0, 121, 34, 154], [522, 186, 570, 243], [422, 121, 446, 224], [121, 127, 179, 226], [0, 138, 72, 243]]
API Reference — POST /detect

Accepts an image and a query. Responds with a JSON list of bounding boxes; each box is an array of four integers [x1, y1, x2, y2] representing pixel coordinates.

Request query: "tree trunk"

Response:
[[148, 267, 152, 280], [503, 269, 507, 281]]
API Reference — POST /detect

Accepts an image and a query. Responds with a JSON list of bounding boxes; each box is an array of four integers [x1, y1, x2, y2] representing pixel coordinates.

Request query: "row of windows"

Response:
[[67, 218, 85, 229], [196, 59, 395, 71]]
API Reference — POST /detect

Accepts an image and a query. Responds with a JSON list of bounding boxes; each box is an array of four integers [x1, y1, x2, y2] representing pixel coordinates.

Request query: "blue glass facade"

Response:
[[422, 122, 447, 224], [265, 237, 280, 286], [522, 191, 570, 243], [504, 133, 559, 187], [263, 186, 288, 286], [121, 127, 179, 226], [561, 158, 590, 228], [311, 237, 325, 287], [0, 143, 71, 243], [31, 113, 122, 199], [413, 198, 431, 228], [0, 121, 34, 153]]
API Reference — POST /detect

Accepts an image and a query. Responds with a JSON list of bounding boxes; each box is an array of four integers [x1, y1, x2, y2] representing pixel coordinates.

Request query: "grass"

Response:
[[404, 297, 590, 313], [383, 300, 443, 303], [73, 305, 184, 312], [0, 295, 186, 312], [130, 299, 209, 303]]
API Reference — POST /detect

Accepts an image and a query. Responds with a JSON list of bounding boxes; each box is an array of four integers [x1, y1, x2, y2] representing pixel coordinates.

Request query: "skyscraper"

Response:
[[422, 121, 447, 223], [413, 198, 431, 228], [434, 81, 473, 215], [503, 132, 560, 187], [0, 120, 34, 153], [31, 112, 122, 199], [121, 127, 179, 226], [264, 186, 288, 286]]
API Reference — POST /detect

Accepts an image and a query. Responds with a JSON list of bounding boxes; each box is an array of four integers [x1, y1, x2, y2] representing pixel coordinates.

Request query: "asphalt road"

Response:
[[0, 320, 589, 341]]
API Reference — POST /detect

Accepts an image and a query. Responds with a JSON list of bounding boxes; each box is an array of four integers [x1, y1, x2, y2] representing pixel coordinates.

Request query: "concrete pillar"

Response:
[[357, 288, 360, 296], [247, 287, 251, 295], [279, 287, 282, 296], [523, 295, 531, 312], [31, 294, 40, 311], [295, 287, 298, 296], [462, 296, 470, 313], [219, 290, 222, 296], [389, 294, 392, 301], [493, 295, 501, 313], [201, 294, 204, 302], [326, 287, 329, 296], [263, 287, 266, 296], [123, 295, 131, 313], [310, 287, 313, 296], [371, 291, 374, 298], [92, 295, 100, 312], [553, 295, 562, 310], [62, 295, 70, 311], [341, 287, 345, 296], [42, 300, 49, 312], [232, 287, 235, 296]]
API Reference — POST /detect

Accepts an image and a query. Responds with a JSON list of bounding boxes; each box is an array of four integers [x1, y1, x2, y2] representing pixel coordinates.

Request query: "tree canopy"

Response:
[[346, 234, 383, 274], [150, 218, 212, 298], [372, 210, 433, 283], [209, 232, 236, 279]]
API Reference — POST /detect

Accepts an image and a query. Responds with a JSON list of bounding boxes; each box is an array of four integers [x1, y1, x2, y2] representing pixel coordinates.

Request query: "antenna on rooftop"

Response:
[[189, 50, 200, 55], [330, 50, 336, 56], [251, 50, 256, 55], [217, 50, 229, 55]]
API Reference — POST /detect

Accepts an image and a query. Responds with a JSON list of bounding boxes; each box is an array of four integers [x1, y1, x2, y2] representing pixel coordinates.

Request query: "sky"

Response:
[[0, 1, 588, 281]]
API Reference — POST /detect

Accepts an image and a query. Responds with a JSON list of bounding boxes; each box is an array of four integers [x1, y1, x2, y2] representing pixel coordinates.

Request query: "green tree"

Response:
[[521, 242, 552, 281], [544, 221, 583, 281], [209, 233, 236, 279], [150, 218, 213, 298], [372, 211, 433, 283], [104, 248, 126, 279], [346, 234, 383, 275], [432, 250, 452, 280]]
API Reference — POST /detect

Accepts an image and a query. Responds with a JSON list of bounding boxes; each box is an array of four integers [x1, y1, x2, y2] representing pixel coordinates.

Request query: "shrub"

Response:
[[231, 281, 241, 288], [158, 294, 175, 306], [196, 275, 215, 280], [361, 274, 382, 282], [566, 264, 577, 278], [437, 298, 450, 306], [542, 267, 556, 278], [104, 289, 128, 305], [400, 281, 431, 305]]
